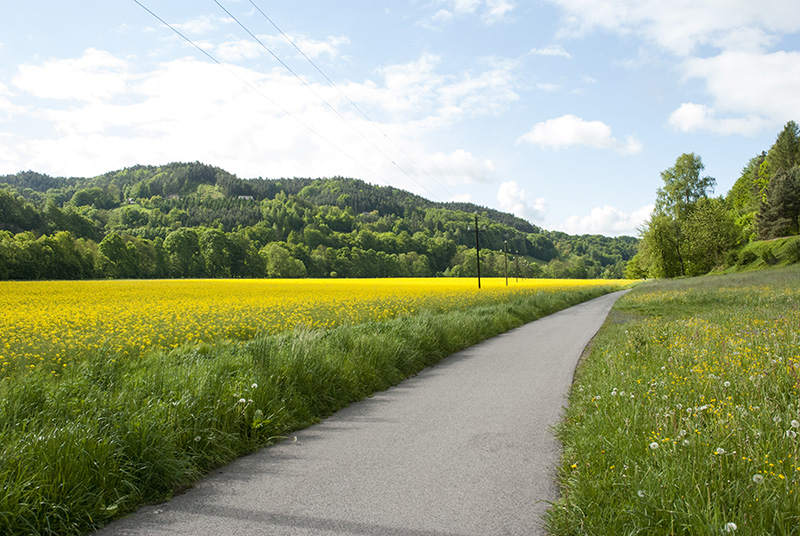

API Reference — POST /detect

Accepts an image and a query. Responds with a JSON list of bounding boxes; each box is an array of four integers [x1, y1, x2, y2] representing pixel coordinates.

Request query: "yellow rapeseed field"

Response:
[[0, 277, 627, 378]]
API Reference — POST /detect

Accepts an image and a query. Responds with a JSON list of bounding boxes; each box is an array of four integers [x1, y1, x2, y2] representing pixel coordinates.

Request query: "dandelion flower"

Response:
[[716, 447, 726, 455], [194, 436, 201, 442], [649, 442, 659, 450], [752, 474, 764, 484], [637, 490, 645, 498], [786, 430, 797, 439], [251, 383, 258, 389], [724, 381, 731, 388], [725, 522, 737, 532], [791, 419, 799, 429], [238, 398, 246, 404]]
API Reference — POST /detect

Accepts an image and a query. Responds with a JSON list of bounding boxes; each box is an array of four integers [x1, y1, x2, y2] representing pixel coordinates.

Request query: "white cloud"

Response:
[[1, 50, 505, 193], [529, 45, 572, 58], [517, 114, 642, 154], [171, 15, 229, 35], [294, 35, 351, 60], [427, 0, 515, 25], [483, 0, 515, 23], [12, 48, 129, 102], [359, 54, 518, 123], [423, 149, 496, 184], [215, 40, 264, 62], [496, 181, 548, 223], [668, 103, 770, 135], [559, 204, 653, 236], [549, 0, 800, 56], [674, 50, 800, 132], [450, 193, 474, 203]]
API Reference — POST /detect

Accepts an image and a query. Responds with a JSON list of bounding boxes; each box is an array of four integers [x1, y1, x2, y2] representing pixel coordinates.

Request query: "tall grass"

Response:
[[548, 266, 800, 535], [0, 284, 621, 536]]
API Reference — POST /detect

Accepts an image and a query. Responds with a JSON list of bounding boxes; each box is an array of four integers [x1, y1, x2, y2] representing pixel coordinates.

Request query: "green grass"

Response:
[[724, 235, 800, 272], [547, 266, 800, 535], [0, 284, 623, 536]]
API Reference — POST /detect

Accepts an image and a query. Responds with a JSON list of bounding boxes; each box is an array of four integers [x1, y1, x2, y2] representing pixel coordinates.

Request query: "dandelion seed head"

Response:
[[637, 490, 645, 498], [251, 383, 258, 389], [752, 474, 764, 484], [725, 522, 737, 532], [716, 447, 726, 455], [791, 419, 799, 429], [649, 442, 659, 450]]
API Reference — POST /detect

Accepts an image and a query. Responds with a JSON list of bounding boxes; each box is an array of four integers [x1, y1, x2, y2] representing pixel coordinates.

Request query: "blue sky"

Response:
[[1, 1, 799, 236]]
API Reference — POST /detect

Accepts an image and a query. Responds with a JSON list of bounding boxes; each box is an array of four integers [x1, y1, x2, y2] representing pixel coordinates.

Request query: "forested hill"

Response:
[[0, 162, 637, 280]]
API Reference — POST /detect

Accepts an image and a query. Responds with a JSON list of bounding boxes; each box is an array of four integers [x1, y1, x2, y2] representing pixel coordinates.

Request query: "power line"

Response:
[[247, 0, 456, 200], [131, 0, 388, 187], [213, 0, 445, 202]]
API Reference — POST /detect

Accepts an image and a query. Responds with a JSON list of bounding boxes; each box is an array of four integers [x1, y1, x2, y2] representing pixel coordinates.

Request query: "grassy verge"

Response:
[[0, 284, 622, 536], [547, 266, 800, 535]]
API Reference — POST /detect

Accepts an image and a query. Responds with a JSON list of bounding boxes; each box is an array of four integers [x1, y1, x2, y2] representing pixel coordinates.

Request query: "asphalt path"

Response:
[[96, 290, 627, 536]]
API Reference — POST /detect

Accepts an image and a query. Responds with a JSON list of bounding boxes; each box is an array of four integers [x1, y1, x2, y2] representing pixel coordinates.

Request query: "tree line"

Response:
[[630, 121, 800, 278], [0, 164, 637, 280]]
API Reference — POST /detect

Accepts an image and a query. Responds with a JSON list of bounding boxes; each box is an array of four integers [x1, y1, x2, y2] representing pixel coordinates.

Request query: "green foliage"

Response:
[[655, 152, 715, 219], [636, 125, 800, 279], [0, 162, 636, 280], [757, 165, 800, 239]]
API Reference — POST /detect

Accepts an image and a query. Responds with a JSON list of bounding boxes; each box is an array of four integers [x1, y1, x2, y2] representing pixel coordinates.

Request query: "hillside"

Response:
[[0, 162, 637, 280]]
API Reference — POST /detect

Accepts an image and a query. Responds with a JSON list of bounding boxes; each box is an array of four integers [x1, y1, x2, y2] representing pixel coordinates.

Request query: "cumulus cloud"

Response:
[[423, 149, 496, 184], [496, 181, 548, 223], [171, 15, 230, 35], [12, 48, 130, 102], [673, 50, 800, 132], [1, 49, 506, 192], [517, 114, 642, 154], [528, 45, 572, 58], [559, 204, 654, 236], [294, 35, 351, 60], [215, 40, 264, 62], [359, 54, 518, 122], [450, 193, 474, 203], [427, 0, 515, 25], [668, 103, 770, 135], [549, 0, 800, 56]]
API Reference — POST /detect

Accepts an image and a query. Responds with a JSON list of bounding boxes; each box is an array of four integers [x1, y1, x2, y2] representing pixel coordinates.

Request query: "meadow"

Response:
[[0, 277, 627, 535], [548, 266, 800, 535]]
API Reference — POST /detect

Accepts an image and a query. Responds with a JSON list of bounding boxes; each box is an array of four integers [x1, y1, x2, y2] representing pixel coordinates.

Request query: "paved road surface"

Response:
[[97, 290, 627, 536]]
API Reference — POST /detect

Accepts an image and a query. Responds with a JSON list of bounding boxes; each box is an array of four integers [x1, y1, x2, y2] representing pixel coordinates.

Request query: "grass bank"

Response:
[[548, 266, 800, 535], [0, 284, 622, 536]]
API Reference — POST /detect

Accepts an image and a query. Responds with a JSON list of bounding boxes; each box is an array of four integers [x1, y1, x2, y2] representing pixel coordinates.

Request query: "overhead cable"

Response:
[[132, 0, 388, 187], [213, 0, 445, 202]]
